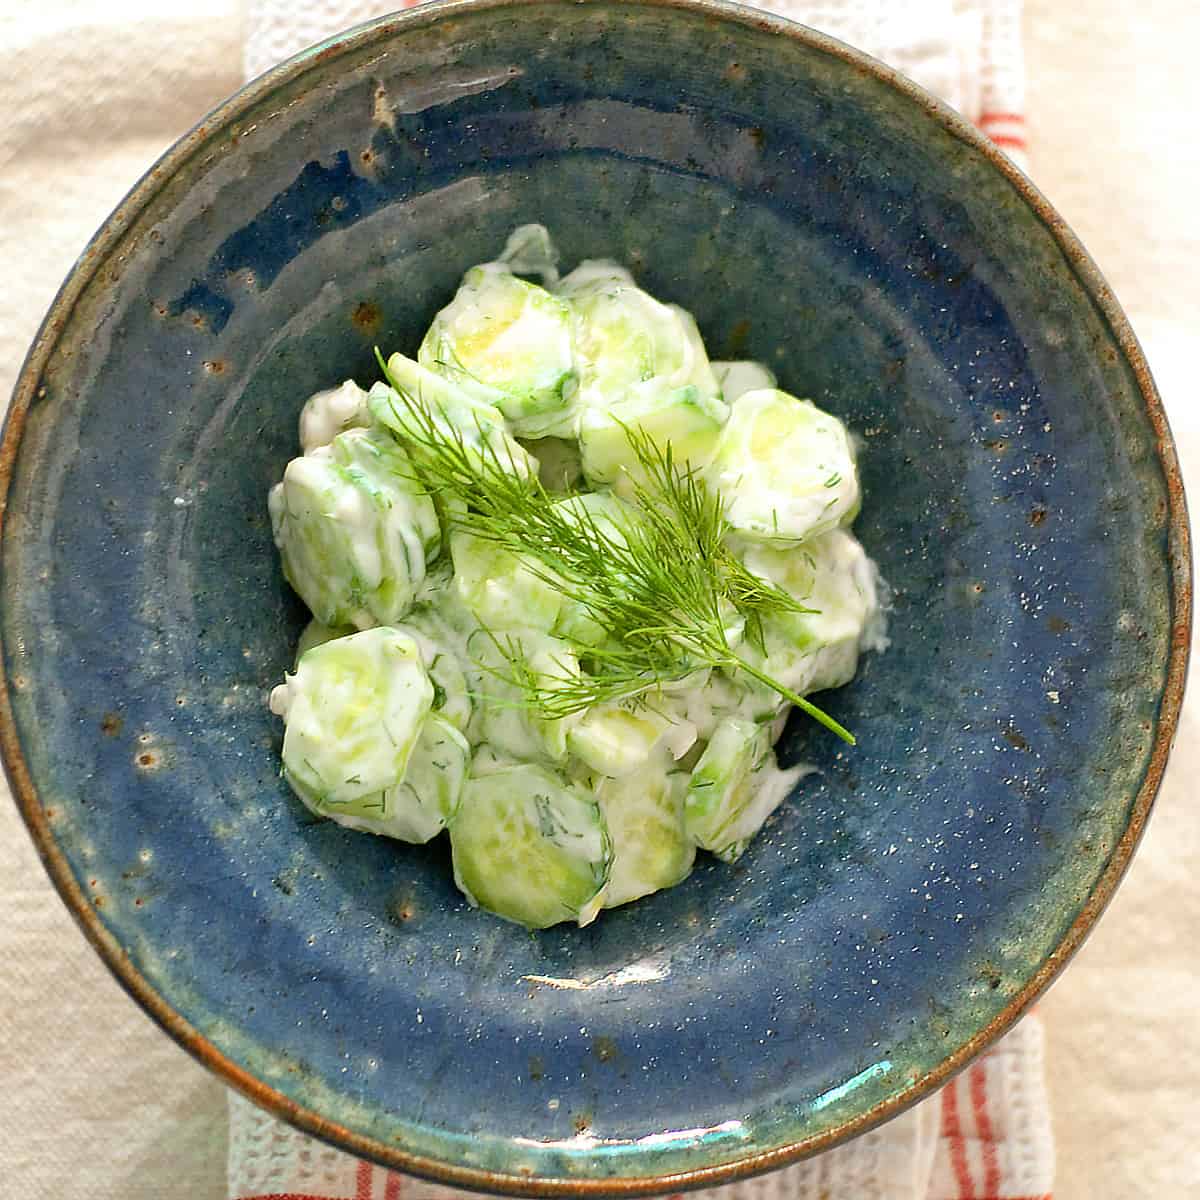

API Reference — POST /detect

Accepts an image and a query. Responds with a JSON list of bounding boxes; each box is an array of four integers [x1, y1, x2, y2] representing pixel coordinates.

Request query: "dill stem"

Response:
[[731, 654, 857, 745]]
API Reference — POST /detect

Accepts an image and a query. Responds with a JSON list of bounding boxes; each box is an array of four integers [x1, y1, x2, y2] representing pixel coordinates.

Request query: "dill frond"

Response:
[[374, 347, 854, 744]]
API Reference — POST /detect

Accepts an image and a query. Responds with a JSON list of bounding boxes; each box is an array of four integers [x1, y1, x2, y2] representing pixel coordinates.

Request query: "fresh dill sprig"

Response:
[[374, 348, 855, 744]]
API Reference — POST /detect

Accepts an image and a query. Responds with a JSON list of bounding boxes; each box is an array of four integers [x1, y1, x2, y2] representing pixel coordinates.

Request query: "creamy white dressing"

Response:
[[712, 360, 777, 401], [298, 379, 370, 453], [710, 389, 860, 543], [713, 759, 819, 862], [267, 226, 888, 927]]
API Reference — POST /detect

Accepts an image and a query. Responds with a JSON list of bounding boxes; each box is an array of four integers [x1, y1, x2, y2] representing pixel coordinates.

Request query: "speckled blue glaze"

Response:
[[2, 0, 1185, 1190]]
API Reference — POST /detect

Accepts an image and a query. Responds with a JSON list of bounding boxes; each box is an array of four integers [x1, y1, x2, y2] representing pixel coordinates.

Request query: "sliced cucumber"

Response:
[[578, 384, 729, 494], [706, 755, 809, 864], [399, 607, 475, 734], [708, 388, 860, 543], [711, 360, 776, 403], [451, 763, 612, 928], [268, 426, 439, 628], [567, 700, 695, 778], [368, 354, 537, 480], [450, 529, 563, 634], [595, 750, 696, 906], [683, 717, 771, 855], [469, 627, 580, 764], [740, 529, 883, 695], [378, 716, 470, 842], [331, 425, 441, 612], [419, 263, 576, 436], [559, 262, 721, 424], [274, 627, 433, 819], [294, 618, 353, 665]]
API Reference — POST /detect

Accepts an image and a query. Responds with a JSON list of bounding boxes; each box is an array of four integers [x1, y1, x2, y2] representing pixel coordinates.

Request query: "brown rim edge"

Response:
[[0, 0, 1191, 1194]]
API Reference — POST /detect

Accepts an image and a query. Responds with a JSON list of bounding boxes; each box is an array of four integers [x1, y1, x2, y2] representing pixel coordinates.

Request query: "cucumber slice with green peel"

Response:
[[268, 426, 439, 629], [294, 619, 353, 665], [419, 263, 576, 436], [567, 701, 696, 778], [451, 763, 612, 928], [683, 717, 772, 854], [331, 425, 441, 604], [399, 609, 475, 734], [272, 627, 434, 819], [451, 529, 564, 634], [708, 388, 860, 543], [740, 529, 884, 695], [596, 752, 696, 907], [707, 755, 811, 864], [425, 647, 473, 733], [310, 715, 469, 845], [559, 262, 721, 424], [470, 628, 580, 764], [578, 384, 729, 493], [368, 354, 537, 480], [298, 379, 371, 453], [711, 360, 777, 403], [377, 715, 470, 843]]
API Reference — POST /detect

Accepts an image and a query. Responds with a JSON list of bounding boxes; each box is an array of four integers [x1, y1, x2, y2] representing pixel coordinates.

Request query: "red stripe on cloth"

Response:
[[236, 1174, 408, 1200], [988, 134, 1028, 150], [979, 111, 1026, 124], [356, 1160, 374, 1200], [241, 1194, 360, 1200], [970, 1063, 1002, 1197], [941, 1078, 977, 1199]]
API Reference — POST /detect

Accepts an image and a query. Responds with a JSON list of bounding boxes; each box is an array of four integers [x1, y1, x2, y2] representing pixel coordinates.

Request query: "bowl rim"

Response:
[[1, 0, 1192, 1193]]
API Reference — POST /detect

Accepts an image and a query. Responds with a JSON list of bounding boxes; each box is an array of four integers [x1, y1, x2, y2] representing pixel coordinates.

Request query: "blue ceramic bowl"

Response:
[[2, 0, 1189, 1192]]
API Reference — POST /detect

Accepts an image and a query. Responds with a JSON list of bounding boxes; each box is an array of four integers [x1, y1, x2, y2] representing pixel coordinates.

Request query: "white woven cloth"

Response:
[[229, 4, 1044, 1200]]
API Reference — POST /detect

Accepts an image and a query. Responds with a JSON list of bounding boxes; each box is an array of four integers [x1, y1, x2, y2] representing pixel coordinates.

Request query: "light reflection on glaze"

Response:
[[513, 1118, 747, 1153], [521, 958, 671, 991]]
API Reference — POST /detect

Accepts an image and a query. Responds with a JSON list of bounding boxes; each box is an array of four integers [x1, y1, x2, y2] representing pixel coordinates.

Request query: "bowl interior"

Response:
[[2, 0, 1183, 1188]]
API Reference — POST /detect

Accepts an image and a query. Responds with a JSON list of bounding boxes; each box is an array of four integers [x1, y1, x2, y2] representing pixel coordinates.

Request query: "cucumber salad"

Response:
[[267, 226, 886, 928]]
